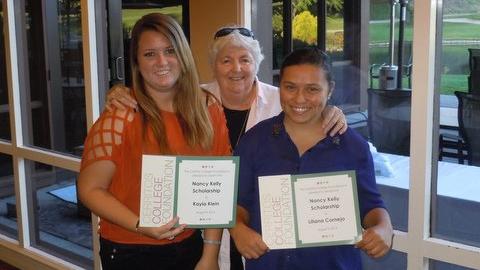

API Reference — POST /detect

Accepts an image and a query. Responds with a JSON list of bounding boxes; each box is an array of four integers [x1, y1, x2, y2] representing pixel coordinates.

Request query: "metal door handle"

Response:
[[114, 56, 124, 81]]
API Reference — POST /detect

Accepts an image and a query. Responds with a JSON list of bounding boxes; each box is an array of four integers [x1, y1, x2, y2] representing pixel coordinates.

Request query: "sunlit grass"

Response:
[[122, 7, 182, 31], [440, 74, 469, 95]]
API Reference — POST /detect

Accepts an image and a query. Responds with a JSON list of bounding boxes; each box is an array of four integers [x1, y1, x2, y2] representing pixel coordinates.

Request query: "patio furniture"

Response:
[[468, 48, 480, 95], [455, 91, 480, 166], [367, 88, 411, 156]]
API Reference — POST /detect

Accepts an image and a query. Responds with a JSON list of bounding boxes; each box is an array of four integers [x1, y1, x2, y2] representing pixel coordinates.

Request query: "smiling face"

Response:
[[137, 30, 181, 96], [214, 45, 256, 105], [280, 64, 333, 128]]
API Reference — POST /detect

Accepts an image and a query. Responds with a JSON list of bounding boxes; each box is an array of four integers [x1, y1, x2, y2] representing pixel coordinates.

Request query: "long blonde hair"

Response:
[[130, 13, 213, 153]]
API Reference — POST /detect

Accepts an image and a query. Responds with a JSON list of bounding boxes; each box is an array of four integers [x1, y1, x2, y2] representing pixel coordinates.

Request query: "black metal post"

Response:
[[389, 0, 398, 66], [397, 0, 409, 89], [317, 0, 326, 51], [283, 0, 292, 57]]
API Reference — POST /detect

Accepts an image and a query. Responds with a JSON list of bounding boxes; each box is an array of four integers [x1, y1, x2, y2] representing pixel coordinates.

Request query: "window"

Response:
[[430, 260, 477, 270], [271, 0, 362, 111], [367, 0, 414, 235], [434, 0, 480, 248], [0, 154, 16, 239], [0, 1, 93, 267], [0, 0, 17, 242], [0, 4, 10, 141], [25, 161, 92, 268], [108, 0, 189, 87], [22, 0, 87, 155]]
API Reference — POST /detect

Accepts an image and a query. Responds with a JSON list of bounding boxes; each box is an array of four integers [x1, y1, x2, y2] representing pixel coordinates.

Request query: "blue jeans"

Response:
[[100, 231, 203, 270]]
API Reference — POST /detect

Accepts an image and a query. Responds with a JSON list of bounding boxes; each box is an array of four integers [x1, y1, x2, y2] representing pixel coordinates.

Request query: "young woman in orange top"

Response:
[[78, 13, 230, 270]]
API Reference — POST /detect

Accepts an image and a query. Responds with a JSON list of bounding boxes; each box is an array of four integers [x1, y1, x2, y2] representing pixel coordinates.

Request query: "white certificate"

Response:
[[140, 155, 238, 228], [259, 171, 362, 250], [139, 155, 177, 227], [176, 158, 238, 228], [258, 175, 297, 249]]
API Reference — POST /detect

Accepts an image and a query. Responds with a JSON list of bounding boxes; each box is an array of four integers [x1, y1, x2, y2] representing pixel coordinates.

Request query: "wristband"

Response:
[[203, 239, 221, 245]]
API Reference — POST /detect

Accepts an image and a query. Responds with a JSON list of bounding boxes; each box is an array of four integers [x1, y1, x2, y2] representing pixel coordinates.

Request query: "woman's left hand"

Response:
[[322, 105, 348, 136], [105, 84, 137, 112], [355, 225, 392, 258]]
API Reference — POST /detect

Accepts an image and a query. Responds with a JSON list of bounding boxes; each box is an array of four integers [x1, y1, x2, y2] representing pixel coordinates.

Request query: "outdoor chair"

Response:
[[468, 48, 480, 95], [455, 91, 480, 166], [367, 88, 411, 156], [439, 132, 467, 164]]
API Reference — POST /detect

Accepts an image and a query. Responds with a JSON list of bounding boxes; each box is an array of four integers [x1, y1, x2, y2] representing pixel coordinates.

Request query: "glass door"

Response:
[[107, 0, 189, 87]]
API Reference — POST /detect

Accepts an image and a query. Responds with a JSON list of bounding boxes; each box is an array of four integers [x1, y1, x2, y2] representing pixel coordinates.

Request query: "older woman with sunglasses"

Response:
[[104, 26, 348, 270]]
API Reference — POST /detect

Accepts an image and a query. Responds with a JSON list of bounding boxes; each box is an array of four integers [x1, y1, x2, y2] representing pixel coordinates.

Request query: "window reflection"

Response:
[[0, 154, 17, 239], [24, 0, 86, 155], [272, 0, 284, 70], [119, 1, 185, 87], [434, 2, 480, 248], [271, 0, 361, 109], [0, 6, 11, 141], [368, 1, 414, 90], [26, 160, 92, 268], [366, 0, 414, 232], [430, 259, 477, 270], [272, 0, 348, 68]]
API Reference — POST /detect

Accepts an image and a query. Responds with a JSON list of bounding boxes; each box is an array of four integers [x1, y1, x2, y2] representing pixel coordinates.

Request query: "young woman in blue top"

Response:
[[230, 47, 393, 270]]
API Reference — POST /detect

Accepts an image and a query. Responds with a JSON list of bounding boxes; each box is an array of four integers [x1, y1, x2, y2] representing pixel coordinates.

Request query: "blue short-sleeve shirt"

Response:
[[234, 113, 385, 270]]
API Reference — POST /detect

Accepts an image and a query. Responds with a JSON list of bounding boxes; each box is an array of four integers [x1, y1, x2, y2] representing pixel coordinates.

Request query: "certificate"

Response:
[[140, 155, 239, 228], [258, 171, 362, 250]]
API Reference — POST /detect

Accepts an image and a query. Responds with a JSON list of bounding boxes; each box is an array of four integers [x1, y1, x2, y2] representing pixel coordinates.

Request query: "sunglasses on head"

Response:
[[214, 27, 255, 39]]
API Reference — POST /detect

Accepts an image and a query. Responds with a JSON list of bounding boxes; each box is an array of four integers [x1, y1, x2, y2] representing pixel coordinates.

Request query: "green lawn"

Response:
[[368, 22, 414, 43], [464, 14, 480, 20], [367, 16, 479, 95], [442, 22, 480, 39], [327, 17, 343, 31], [441, 74, 469, 95], [368, 21, 480, 43], [322, 12, 478, 95], [122, 7, 182, 31]]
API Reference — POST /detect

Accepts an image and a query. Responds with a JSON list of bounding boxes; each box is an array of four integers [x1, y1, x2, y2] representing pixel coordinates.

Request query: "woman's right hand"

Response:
[[230, 223, 269, 259], [105, 84, 137, 112], [137, 216, 187, 240]]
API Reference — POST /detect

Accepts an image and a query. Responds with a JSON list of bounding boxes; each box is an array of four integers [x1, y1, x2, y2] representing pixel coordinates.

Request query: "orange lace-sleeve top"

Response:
[[80, 101, 231, 245]]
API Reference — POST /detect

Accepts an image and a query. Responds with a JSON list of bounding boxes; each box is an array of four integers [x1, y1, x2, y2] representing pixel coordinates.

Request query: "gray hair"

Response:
[[209, 29, 264, 74]]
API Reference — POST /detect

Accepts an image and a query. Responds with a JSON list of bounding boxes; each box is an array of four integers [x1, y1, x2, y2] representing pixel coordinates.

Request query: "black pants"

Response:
[[230, 237, 244, 270], [100, 231, 203, 270]]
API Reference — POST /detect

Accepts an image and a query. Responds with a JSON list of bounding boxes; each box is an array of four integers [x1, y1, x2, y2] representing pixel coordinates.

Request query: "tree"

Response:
[[293, 11, 317, 45], [327, 0, 344, 16], [292, 0, 344, 16], [293, 0, 316, 13]]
